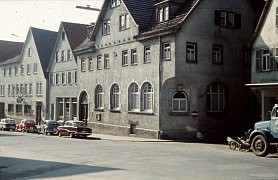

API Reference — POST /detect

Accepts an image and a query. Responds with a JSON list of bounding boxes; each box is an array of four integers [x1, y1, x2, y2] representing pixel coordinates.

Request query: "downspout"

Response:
[[158, 35, 163, 139]]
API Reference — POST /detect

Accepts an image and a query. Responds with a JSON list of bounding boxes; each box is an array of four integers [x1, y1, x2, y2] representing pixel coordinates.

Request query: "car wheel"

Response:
[[251, 135, 269, 157], [83, 135, 87, 139], [70, 133, 75, 138], [228, 141, 237, 150], [58, 132, 62, 137], [22, 129, 25, 133]]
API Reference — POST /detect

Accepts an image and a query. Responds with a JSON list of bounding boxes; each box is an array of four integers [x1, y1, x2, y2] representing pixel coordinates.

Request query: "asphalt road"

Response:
[[0, 131, 277, 180]]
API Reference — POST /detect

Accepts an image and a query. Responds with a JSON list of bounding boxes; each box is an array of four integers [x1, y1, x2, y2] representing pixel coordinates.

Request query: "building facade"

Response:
[[247, 0, 278, 121], [47, 22, 88, 122], [75, 0, 259, 140], [0, 27, 57, 124]]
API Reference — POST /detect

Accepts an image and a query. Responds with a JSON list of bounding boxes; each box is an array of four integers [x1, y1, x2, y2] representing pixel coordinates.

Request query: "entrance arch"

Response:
[[79, 91, 88, 123]]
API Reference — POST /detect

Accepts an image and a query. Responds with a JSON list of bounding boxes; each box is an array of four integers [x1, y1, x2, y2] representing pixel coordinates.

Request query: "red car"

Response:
[[57, 120, 92, 138], [16, 119, 38, 133]]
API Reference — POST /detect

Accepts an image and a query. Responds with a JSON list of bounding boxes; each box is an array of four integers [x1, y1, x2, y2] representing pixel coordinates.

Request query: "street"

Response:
[[0, 131, 277, 180]]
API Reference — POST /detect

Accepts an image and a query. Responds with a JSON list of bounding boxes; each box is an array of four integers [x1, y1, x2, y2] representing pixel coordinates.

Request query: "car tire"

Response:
[[251, 135, 269, 157], [70, 133, 75, 138]]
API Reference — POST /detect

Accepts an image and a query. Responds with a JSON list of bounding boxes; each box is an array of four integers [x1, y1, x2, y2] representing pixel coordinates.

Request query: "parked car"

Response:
[[57, 120, 92, 138], [0, 118, 16, 131], [40, 120, 59, 135], [16, 119, 38, 133]]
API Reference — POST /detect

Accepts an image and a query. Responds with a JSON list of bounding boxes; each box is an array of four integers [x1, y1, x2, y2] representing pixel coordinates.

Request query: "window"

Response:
[[110, 84, 120, 110], [8, 85, 10, 96], [61, 50, 65, 62], [50, 74, 54, 85], [89, 58, 93, 71], [28, 48, 32, 57], [56, 73, 60, 85], [215, 10, 241, 28], [144, 46, 151, 63], [172, 92, 188, 112], [3, 68, 6, 77], [120, 14, 130, 30], [62, 31, 65, 40], [262, 49, 271, 71], [20, 84, 23, 95], [162, 42, 170, 60], [29, 83, 32, 96], [207, 84, 225, 112], [111, 0, 120, 8], [56, 51, 59, 62], [95, 85, 104, 109], [97, 56, 102, 70], [33, 63, 37, 74], [24, 84, 28, 96], [81, 58, 86, 72], [122, 50, 128, 66], [157, 6, 169, 22], [276, 7, 278, 27], [21, 65, 24, 75], [27, 64, 31, 75], [36, 82, 42, 95], [67, 49, 71, 61], [186, 42, 197, 62], [16, 84, 19, 95], [129, 83, 139, 111], [0, 85, 5, 96], [131, 49, 137, 65], [142, 82, 153, 111], [212, 45, 223, 64], [9, 67, 12, 76], [15, 66, 18, 76], [104, 54, 109, 69], [68, 72, 72, 84], [102, 19, 111, 35], [61, 72, 66, 85]]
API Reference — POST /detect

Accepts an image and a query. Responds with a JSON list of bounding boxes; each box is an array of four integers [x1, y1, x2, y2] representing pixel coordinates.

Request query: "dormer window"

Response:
[[111, 0, 120, 8], [157, 6, 169, 23]]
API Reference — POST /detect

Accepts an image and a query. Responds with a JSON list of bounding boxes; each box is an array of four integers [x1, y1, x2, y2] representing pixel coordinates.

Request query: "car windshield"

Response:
[[48, 121, 59, 125], [73, 122, 86, 127], [25, 120, 35, 124], [5, 120, 15, 124]]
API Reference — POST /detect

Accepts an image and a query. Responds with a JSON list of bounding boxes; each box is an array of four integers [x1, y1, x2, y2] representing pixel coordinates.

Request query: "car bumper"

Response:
[[74, 132, 92, 135]]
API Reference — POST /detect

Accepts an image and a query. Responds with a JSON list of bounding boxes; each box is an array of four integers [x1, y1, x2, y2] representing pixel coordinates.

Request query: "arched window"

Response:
[[142, 82, 153, 111], [172, 92, 187, 112], [128, 83, 139, 111], [110, 84, 120, 110], [207, 83, 225, 112], [95, 85, 104, 109]]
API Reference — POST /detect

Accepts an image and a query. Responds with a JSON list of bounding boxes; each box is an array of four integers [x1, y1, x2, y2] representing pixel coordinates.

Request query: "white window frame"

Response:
[[21, 65, 24, 76], [261, 49, 271, 71], [28, 48, 32, 57], [67, 49, 71, 61], [104, 54, 109, 69], [144, 46, 151, 63], [97, 56, 102, 70], [212, 45, 222, 64], [129, 83, 140, 111], [111, 0, 120, 8], [162, 42, 171, 60], [186, 42, 197, 62], [120, 14, 130, 30], [68, 72, 72, 84], [95, 85, 104, 109], [61, 72, 66, 85], [89, 58, 93, 71], [142, 82, 153, 112], [131, 49, 137, 65], [81, 58, 86, 72], [33, 63, 37, 74], [102, 19, 111, 35], [110, 84, 120, 110], [56, 73, 60, 85], [27, 64, 31, 75], [122, 50, 128, 66], [172, 92, 188, 113], [207, 84, 225, 112]]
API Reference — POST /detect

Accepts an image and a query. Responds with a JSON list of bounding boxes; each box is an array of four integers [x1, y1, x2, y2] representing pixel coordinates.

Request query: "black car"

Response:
[[40, 120, 59, 135]]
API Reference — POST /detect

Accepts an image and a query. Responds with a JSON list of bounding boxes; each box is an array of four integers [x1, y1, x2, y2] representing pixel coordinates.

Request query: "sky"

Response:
[[0, 0, 103, 42]]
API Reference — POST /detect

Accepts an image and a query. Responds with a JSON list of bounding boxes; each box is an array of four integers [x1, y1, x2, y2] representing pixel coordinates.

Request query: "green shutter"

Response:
[[255, 49, 261, 71]]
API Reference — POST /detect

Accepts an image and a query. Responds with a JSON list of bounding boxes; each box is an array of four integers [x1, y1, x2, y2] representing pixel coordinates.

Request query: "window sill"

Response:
[[163, 58, 171, 61], [170, 112, 189, 116], [94, 108, 104, 112], [128, 111, 154, 115], [110, 109, 121, 113], [186, 60, 198, 63]]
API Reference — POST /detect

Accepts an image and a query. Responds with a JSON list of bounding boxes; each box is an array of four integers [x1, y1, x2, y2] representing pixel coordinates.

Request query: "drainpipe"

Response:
[[158, 35, 162, 139]]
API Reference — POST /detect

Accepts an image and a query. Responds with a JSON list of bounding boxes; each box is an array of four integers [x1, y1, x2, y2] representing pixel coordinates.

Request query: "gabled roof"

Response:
[[30, 27, 57, 77], [0, 40, 24, 63], [248, 0, 272, 48], [138, 0, 200, 38], [62, 22, 89, 50]]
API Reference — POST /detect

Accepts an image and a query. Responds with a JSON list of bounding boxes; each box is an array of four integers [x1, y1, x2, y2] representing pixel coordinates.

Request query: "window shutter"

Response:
[[270, 48, 275, 70], [255, 49, 261, 71], [235, 13, 241, 28], [214, 10, 221, 25]]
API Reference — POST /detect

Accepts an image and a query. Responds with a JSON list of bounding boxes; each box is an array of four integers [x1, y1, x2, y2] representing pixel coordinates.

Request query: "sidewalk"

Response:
[[89, 133, 167, 142]]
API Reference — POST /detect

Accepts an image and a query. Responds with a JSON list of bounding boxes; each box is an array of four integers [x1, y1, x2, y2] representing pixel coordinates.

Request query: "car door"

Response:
[[270, 106, 278, 138]]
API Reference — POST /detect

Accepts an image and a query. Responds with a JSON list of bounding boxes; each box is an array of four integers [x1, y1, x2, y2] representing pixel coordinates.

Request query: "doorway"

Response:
[[79, 91, 88, 123]]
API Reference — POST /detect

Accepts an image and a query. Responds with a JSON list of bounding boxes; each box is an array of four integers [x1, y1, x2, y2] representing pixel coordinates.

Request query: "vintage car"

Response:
[[16, 119, 38, 133], [0, 118, 17, 131], [57, 120, 92, 138], [40, 120, 59, 135]]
